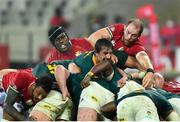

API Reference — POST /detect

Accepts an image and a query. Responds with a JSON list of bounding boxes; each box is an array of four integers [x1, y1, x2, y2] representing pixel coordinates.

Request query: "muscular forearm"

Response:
[[88, 34, 101, 47], [55, 65, 69, 91], [136, 52, 153, 70], [81, 60, 113, 88], [90, 60, 113, 75], [125, 56, 144, 70], [117, 68, 127, 77], [130, 71, 146, 79], [88, 28, 111, 47]]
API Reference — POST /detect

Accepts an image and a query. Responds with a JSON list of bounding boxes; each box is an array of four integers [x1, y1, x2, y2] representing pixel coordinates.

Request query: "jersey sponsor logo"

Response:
[[75, 51, 83, 57], [26, 99, 33, 106], [118, 118, 126, 121], [145, 111, 153, 120], [42, 104, 58, 113], [91, 96, 99, 103], [47, 64, 57, 74], [111, 40, 116, 46], [118, 47, 124, 51], [80, 98, 84, 103]]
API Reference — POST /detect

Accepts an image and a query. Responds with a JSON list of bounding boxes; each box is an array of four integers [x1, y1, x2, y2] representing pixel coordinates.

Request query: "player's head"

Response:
[[32, 75, 53, 103], [48, 26, 71, 53], [153, 73, 165, 88], [94, 38, 113, 63], [123, 18, 143, 46]]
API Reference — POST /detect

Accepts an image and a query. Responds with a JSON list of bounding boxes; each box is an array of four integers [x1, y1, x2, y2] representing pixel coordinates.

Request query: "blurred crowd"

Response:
[[140, 18, 180, 72]]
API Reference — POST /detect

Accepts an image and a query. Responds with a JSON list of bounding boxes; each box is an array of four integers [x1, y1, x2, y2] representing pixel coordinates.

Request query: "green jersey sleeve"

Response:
[[114, 51, 128, 69], [72, 52, 94, 74]]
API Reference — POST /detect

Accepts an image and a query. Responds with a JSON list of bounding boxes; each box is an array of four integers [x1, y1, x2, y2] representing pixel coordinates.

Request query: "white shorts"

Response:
[[79, 82, 115, 113], [30, 90, 73, 121], [168, 98, 180, 116], [117, 96, 159, 121]]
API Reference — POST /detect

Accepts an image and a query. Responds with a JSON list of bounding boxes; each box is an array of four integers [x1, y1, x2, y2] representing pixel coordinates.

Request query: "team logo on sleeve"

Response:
[[75, 51, 82, 56], [111, 40, 116, 46], [26, 100, 33, 106], [118, 47, 124, 51], [47, 64, 57, 74], [11, 84, 17, 90]]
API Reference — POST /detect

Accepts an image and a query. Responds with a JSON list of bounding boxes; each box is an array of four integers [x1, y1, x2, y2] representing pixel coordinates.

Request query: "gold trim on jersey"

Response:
[[83, 51, 92, 59], [92, 55, 97, 65]]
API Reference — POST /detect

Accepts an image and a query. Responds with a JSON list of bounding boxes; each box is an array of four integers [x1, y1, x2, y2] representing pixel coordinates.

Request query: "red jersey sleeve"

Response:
[[71, 38, 93, 51], [163, 81, 180, 94], [107, 24, 124, 38], [12, 72, 36, 92], [126, 42, 145, 56], [45, 49, 58, 63]]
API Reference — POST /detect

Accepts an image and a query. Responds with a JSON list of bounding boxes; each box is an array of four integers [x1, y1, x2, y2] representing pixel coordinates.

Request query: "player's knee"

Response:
[[29, 110, 51, 121], [77, 108, 97, 121]]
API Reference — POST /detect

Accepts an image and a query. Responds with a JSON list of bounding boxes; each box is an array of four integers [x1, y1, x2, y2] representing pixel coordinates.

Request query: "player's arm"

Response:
[[115, 54, 144, 87], [81, 60, 113, 88], [136, 51, 153, 70], [3, 86, 26, 120], [136, 51, 155, 88], [54, 65, 70, 100], [68, 62, 81, 74], [0, 69, 17, 76], [124, 55, 144, 70], [88, 27, 112, 47]]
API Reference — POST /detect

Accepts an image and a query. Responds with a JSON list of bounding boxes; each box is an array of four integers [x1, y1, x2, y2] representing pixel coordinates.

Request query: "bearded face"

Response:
[[122, 23, 140, 46]]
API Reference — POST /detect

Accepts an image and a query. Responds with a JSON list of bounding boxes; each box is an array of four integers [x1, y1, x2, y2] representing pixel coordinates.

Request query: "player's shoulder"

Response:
[[48, 48, 59, 55], [131, 41, 144, 48], [108, 23, 124, 29], [71, 38, 88, 43], [83, 51, 93, 58], [74, 51, 92, 61], [107, 23, 124, 35]]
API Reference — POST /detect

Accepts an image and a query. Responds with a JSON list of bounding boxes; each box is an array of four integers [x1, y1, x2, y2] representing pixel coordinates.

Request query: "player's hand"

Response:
[[117, 76, 127, 87], [110, 54, 118, 64], [61, 87, 71, 101], [81, 75, 91, 88], [142, 72, 154, 88]]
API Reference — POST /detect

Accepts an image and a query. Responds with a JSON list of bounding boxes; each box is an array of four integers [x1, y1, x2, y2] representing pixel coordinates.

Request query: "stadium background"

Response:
[[0, 0, 180, 80]]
